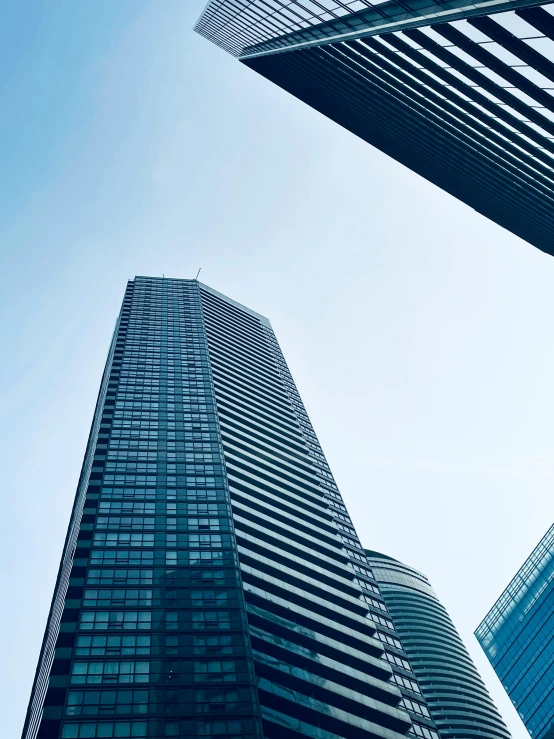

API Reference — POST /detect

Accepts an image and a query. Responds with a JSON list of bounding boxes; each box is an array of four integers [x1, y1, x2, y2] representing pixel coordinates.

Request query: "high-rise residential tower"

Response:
[[24, 276, 442, 739], [365, 551, 512, 739], [476, 524, 554, 739], [195, 1, 554, 255]]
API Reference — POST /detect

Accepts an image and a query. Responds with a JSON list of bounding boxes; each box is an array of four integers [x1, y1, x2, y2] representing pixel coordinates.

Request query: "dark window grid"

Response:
[[434, 21, 554, 114], [60, 719, 147, 738], [86, 569, 154, 586], [360, 34, 554, 176], [469, 15, 554, 85], [297, 43, 554, 237], [65, 688, 149, 716], [335, 40, 554, 193], [195, 0, 384, 57], [83, 590, 153, 608], [79, 611, 153, 631], [74, 635, 151, 657], [380, 30, 554, 162]]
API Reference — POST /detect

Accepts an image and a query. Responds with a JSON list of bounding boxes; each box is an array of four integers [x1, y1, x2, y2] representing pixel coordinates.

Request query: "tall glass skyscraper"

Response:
[[476, 524, 554, 739], [195, 1, 554, 254], [24, 276, 442, 739], [365, 551, 511, 739]]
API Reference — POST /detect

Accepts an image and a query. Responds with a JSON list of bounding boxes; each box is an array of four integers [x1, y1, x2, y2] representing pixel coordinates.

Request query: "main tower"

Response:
[[25, 276, 455, 739]]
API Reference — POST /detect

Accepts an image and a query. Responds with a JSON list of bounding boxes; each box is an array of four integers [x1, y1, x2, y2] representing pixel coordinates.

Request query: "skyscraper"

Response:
[[195, 1, 554, 255], [365, 551, 511, 739], [476, 524, 554, 739], [24, 276, 441, 739]]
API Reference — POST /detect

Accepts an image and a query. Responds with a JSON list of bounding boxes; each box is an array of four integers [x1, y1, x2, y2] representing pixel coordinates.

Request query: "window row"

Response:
[[82, 589, 230, 608], [85, 567, 229, 587], [101, 476, 224, 488], [71, 659, 241, 684], [89, 549, 228, 567], [92, 533, 228, 547], [79, 610, 234, 631], [94, 517, 229, 532], [98, 488, 226, 501]]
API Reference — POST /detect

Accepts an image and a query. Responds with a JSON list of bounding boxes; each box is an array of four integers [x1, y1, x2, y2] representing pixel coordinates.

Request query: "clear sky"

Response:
[[1, 2, 552, 736]]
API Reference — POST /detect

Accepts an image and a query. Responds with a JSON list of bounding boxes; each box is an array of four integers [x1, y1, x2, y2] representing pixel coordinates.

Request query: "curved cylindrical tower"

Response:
[[365, 550, 511, 739]]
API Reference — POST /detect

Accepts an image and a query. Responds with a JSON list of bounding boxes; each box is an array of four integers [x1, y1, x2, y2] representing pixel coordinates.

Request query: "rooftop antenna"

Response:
[[195, 268, 202, 280]]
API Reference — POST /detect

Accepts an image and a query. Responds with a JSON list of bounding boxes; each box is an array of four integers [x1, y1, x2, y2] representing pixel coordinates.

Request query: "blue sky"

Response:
[[1, 2, 552, 736]]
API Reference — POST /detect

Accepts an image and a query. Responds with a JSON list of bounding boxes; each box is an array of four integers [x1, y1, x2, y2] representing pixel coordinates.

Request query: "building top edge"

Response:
[[198, 281, 272, 328], [475, 522, 554, 637], [131, 276, 271, 328]]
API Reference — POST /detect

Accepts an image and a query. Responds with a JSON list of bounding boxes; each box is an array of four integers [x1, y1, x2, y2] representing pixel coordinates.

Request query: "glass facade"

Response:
[[476, 524, 554, 739], [195, 1, 554, 255], [24, 276, 441, 739], [366, 551, 511, 739]]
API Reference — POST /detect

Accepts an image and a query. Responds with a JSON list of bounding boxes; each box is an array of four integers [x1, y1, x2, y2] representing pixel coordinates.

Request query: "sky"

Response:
[[1, 1, 552, 736]]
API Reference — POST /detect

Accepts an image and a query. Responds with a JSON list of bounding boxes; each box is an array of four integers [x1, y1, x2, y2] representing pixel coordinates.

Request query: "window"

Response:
[[382, 651, 411, 671], [87, 570, 153, 586], [193, 635, 234, 654], [90, 551, 154, 567], [61, 721, 147, 737], [79, 612, 151, 631], [371, 613, 396, 630], [195, 688, 240, 712], [93, 533, 154, 547], [75, 636, 151, 657], [194, 661, 237, 681], [192, 611, 231, 630], [66, 688, 148, 716], [410, 723, 439, 739], [363, 595, 388, 612], [96, 517, 156, 531], [402, 697, 431, 718], [71, 661, 149, 684], [352, 563, 374, 579], [391, 673, 421, 694], [375, 631, 403, 649], [191, 590, 229, 607], [196, 719, 243, 736], [83, 590, 152, 608]]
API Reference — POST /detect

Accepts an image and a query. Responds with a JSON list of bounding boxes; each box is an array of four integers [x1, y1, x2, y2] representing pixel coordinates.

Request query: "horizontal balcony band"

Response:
[[216, 390, 303, 446], [218, 406, 308, 456], [213, 372, 299, 430], [249, 624, 392, 685], [221, 429, 322, 486], [211, 358, 296, 417], [236, 534, 358, 595], [233, 497, 342, 551], [253, 660, 408, 728], [217, 398, 305, 452], [241, 566, 372, 634], [224, 439, 325, 497], [220, 417, 310, 465], [233, 517, 348, 573], [238, 546, 365, 610], [247, 602, 384, 666], [226, 457, 330, 513], [244, 585, 381, 657], [231, 485, 336, 537], [204, 318, 277, 369], [209, 345, 284, 400], [261, 704, 347, 739], [229, 477, 332, 529]]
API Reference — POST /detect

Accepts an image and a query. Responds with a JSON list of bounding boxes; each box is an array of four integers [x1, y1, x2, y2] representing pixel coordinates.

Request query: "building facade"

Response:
[[476, 524, 554, 739], [24, 276, 442, 739], [365, 551, 511, 739], [195, 1, 554, 255]]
